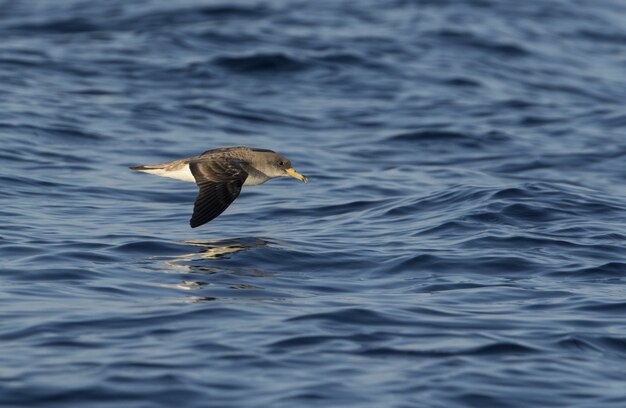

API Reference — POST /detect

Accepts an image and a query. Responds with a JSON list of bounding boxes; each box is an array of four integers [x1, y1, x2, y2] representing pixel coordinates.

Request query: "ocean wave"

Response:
[[212, 52, 307, 74]]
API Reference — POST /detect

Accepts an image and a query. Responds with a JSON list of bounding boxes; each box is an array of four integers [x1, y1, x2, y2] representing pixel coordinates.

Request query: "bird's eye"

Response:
[[279, 161, 285, 166]]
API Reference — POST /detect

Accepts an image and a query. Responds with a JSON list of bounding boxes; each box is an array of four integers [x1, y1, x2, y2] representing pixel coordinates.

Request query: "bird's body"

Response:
[[130, 146, 307, 228]]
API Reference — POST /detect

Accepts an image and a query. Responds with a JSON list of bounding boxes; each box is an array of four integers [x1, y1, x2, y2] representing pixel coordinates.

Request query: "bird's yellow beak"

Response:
[[286, 168, 308, 183]]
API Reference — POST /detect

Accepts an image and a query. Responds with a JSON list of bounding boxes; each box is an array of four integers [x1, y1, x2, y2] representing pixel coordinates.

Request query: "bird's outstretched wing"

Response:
[[188, 159, 248, 228]]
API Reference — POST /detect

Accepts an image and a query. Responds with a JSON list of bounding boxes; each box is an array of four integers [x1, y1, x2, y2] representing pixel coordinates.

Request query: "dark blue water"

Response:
[[2, 0, 626, 406]]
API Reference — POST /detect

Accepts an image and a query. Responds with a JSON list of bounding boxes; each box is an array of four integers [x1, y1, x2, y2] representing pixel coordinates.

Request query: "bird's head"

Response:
[[258, 150, 308, 183]]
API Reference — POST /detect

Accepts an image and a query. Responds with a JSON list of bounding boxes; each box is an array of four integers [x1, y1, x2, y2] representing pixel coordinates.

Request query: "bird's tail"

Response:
[[129, 163, 166, 171], [129, 159, 196, 182], [129, 163, 172, 178]]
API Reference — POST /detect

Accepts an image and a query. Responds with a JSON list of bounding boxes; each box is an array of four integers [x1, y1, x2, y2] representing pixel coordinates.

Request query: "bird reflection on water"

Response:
[[155, 237, 281, 302], [163, 237, 271, 268]]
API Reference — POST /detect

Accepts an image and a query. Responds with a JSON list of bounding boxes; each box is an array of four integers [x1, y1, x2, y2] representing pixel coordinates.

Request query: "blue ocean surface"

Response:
[[1, 0, 626, 406]]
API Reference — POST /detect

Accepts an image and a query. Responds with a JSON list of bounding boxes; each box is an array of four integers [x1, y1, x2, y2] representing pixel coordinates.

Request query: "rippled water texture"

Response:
[[2, 0, 626, 406]]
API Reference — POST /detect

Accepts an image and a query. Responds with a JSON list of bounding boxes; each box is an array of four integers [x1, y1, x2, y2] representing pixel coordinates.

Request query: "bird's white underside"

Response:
[[137, 165, 196, 182], [136, 164, 266, 186]]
